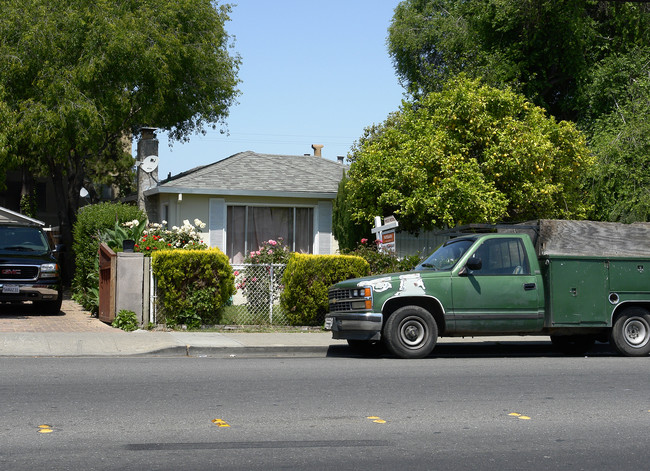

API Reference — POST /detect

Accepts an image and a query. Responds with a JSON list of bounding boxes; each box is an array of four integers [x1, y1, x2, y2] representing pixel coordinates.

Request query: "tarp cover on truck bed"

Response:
[[499, 219, 650, 258]]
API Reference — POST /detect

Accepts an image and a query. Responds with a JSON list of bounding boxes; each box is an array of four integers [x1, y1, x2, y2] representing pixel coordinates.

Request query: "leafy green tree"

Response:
[[0, 87, 15, 179], [0, 0, 240, 272], [388, 0, 650, 122], [344, 77, 593, 233], [584, 47, 650, 222], [332, 172, 372, 251]]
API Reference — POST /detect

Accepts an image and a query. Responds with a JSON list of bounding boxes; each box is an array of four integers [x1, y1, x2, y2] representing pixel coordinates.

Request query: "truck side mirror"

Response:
[[466, 256, 482, 271]]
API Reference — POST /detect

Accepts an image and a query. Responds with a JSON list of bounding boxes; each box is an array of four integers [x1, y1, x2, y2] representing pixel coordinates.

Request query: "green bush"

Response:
[[152, 249, 235, 328], [72, 202, 146, 314], [342, 239, 421, 275], [281, 253, 370, 326], [112, 309, 139, 332]]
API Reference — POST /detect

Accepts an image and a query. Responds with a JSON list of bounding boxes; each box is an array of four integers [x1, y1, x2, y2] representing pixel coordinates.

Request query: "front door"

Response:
[[451, 238, 543, 334]]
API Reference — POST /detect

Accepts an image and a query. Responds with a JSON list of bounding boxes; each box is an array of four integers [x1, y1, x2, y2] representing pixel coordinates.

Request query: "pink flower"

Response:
[[233, 270, 239, 276], [268, 249, 273, 255], [361, 238, 368, 244], [374, 239, 382, 245], [268, 239, 277, 246]]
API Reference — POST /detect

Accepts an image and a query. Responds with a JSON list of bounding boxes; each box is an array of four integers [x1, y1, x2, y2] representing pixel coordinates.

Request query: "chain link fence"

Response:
[[228, 264, 288, 325], [150, 263, 289, 326]]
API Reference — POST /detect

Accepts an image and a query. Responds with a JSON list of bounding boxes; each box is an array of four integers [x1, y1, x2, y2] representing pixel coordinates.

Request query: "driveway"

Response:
[[0, 293, 118, 333]]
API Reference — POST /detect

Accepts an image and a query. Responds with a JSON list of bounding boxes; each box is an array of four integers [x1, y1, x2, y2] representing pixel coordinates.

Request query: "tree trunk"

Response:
[[49, 153, 85, 285]]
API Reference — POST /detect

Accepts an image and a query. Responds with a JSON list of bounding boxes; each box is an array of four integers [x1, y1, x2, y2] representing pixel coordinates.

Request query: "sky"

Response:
[[151, 0, 406, 179]]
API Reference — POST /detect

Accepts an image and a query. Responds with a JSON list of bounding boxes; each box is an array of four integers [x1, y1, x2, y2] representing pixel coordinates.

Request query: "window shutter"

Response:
[[317, 201, 332, 254], [209, 198, 226, 251]]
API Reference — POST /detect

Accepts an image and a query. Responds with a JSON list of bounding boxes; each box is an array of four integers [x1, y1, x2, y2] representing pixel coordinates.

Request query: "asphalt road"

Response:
[[2, 350, 649, 470]]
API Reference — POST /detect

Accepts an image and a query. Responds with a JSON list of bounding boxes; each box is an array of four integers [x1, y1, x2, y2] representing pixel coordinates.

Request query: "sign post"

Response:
[[371, 215, 398, 254]]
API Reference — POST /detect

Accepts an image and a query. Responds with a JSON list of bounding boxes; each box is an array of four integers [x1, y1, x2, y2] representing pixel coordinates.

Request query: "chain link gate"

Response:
[[150, 263, 289, 326], [230, 264, 288, 325]]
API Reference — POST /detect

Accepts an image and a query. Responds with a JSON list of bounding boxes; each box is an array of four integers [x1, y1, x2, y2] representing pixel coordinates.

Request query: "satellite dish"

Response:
[[140, 155, 159, 173]]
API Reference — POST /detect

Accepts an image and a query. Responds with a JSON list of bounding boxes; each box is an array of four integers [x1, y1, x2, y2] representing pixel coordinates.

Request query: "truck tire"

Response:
[[610, 307, 650, 356], [383, 306, 438, 359]]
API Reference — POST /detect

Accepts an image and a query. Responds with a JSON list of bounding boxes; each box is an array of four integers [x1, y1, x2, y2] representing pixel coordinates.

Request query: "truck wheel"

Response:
[[610, 308, 650, 356], [384, 306, 438, 359]]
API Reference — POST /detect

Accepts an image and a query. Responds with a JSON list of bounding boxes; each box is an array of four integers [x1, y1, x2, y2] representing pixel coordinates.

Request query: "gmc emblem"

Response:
[[2, 269, 20, 275]]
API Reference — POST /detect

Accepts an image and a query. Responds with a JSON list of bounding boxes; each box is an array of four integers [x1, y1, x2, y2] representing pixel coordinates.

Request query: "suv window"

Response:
[[0, 226, 50, 254]]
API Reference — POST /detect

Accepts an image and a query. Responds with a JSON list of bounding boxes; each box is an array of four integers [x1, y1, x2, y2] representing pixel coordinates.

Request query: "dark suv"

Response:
[[0, 223, 63, 314]]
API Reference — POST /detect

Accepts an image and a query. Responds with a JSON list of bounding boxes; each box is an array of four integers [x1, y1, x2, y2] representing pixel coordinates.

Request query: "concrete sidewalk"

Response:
[[0, 330, 351, 357], [0, 330, 558, 358], [0, 295, 555, 358]]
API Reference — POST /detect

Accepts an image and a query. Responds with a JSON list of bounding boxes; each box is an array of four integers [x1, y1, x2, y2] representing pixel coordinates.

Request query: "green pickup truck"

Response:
[[324, 220, 650, 358]]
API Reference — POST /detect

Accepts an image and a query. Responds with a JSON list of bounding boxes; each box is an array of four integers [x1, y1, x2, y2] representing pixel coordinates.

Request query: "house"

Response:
[[143, 145, 347, 263], [0, 205, 46, 226]]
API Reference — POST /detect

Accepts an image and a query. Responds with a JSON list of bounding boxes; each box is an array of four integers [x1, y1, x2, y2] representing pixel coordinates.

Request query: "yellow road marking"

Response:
[[367, 416, 386, 424], [212, 418, 230, 428], [508, 412, 531, 420]]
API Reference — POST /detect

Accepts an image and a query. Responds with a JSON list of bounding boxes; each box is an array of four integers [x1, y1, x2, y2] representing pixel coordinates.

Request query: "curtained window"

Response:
[[226, 206, 314, 263]]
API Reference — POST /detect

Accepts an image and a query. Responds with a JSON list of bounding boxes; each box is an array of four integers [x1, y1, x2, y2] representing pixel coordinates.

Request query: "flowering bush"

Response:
[[135, 219, 207, 255], [243, 238, 290, 265], [236, 239, 290, 319]]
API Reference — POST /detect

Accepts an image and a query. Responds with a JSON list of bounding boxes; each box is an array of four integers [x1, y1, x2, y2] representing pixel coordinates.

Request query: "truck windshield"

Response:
[[0, 226, 50, 254], [416, 238, 476, 271]]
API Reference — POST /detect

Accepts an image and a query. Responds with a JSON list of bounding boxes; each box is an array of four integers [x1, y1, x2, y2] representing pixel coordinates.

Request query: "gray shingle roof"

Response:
[[158, 151, 347, 195]]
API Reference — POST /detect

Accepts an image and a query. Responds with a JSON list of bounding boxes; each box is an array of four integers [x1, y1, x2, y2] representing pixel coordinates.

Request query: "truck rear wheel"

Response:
[[610, 308, 650, 356], [384, 306, 437, 359]]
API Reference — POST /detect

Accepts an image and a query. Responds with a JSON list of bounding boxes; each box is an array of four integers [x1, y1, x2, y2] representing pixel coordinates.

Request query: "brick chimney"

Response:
[[311, 144, 324, 157]]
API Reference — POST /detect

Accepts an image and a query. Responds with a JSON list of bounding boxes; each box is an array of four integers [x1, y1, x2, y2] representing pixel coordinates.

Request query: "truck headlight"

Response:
[[40, 263, 58, 278]]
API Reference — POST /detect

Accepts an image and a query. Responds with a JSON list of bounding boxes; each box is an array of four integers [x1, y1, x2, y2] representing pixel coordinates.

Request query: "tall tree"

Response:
[[0, 0, 240, 273], [584, 46, 650, 222], [343, 77, 593, 233], [388, 0, 650, 122]]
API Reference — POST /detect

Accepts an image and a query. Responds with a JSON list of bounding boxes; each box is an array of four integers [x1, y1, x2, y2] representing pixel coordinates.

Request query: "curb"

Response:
[[143, 345, 335, 358]]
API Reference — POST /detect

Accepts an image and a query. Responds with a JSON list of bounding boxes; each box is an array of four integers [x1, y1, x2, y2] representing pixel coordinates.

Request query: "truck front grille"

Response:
[[0, 265, 39, 281], [328, 287, 371, 313]]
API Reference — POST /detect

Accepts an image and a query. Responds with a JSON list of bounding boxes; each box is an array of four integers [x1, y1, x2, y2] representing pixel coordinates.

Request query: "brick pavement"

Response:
[[0, 293, 120, 333]]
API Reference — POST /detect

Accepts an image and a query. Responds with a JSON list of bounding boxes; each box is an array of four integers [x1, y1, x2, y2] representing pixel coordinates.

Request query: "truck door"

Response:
[[451, 237, 543, 334]]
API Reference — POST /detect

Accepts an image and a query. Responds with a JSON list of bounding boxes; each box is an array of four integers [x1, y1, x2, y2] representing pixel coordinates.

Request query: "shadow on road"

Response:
[[326, 340, 618, 359]]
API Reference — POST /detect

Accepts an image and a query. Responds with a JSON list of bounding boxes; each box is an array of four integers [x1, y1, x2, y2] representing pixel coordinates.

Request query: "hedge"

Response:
[[152, 248, 235, 328], [280, 253, 370, 326], [72, 202, 146, 313]]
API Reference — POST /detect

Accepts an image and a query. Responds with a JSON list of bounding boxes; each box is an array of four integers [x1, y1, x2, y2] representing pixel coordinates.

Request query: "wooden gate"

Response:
[[98, 243, 116, 323]]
